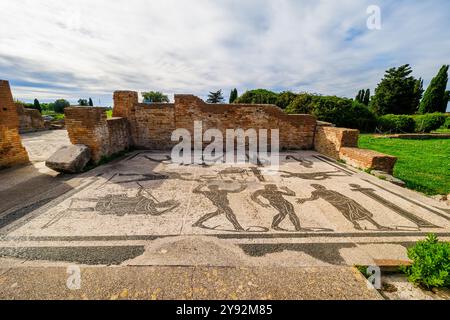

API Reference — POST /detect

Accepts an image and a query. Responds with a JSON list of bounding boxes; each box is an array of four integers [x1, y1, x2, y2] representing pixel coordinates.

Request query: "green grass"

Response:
[[42, 110, 65, 120], [106, 110, 113, 118], [358, 135, 450, 195]]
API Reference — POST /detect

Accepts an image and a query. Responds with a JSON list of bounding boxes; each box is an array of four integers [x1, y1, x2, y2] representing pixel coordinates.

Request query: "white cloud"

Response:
[[0, 0, 449, 105]]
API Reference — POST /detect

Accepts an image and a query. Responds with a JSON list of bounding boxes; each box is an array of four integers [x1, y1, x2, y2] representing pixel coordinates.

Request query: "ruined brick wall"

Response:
[[339, 147, 397, 174], [65, 107, 130, 162], [114, 92, 316, 150], [129, 103, 176, 149], [16, 103, 46, 133], [0, 80, 29, 168], [174, 95, 316, 150], [113, 91, 138, 118], [314, 125, 359, 159]]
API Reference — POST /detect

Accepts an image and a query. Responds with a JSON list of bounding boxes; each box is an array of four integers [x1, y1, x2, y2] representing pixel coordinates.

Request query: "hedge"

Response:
[[377, 113, 447, 133], [413, 113, 447, 133], [377, 114, 416, 133]]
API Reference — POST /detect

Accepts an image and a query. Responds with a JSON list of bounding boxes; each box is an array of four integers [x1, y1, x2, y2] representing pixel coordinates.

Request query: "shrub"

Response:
[[377, 114, 415, 133], [234, 89, 278, 105], [285, 93, 316, 114], [275, 91, 297, 109], [400, 234, 450, 289], [412, 113, 447, 133], [52, 99, 70, 113], [442, 116, 450, 129], [286, 94, 377, 132]]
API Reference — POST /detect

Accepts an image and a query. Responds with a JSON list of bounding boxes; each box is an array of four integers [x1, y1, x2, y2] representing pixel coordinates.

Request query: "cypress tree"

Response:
[[88, 98, 94, 106], [418, 65, 449, 114], [229, 88, 238, 103], [33, 98, 42, 113], [363, 89, 370, 105]]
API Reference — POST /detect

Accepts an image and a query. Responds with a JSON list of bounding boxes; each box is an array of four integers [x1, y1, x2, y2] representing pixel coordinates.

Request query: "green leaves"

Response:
[[401, 234, 450, 289], [206, 90, 224, 103], [370, 64, 423, 115], [419, 65, 450, 114], [141, 91, 170, 103]]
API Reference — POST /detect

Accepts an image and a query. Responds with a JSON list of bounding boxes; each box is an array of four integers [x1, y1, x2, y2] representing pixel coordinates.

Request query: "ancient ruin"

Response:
[[0, 80, 29, 168]]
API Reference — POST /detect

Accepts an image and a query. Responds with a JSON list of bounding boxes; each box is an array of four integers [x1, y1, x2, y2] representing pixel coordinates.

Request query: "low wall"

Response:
[[114, 92, 317, 150], [314, 125, 397, 173], [16, 104, 46, 133], [65, 107, 130, 162], [314, 125, 359, 159], [0, 80, 29, 168]]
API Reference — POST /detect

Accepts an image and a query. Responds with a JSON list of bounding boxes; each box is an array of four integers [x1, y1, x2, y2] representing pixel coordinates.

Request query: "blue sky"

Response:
[[0, 0, 449, 109]]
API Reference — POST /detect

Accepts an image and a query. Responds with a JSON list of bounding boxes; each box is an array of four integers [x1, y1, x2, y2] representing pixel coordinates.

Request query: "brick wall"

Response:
[[16, 103, 46, 133], [0, 80, 30, 168], [65, 107, 130, 162], [314, 124, 397, 173], [114, 92, 316, 150], [314, 125, 359, 159]]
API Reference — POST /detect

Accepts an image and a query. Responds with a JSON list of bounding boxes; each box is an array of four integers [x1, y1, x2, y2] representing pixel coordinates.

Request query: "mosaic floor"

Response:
[[1, 151, 449, 266]]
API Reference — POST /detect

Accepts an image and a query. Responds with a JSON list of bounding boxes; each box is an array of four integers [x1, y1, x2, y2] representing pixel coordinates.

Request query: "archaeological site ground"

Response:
[[1, 79, 449, 301]]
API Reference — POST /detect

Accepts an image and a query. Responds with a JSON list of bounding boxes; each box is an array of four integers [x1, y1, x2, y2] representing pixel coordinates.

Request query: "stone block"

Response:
[[46, 144, 91, 173]]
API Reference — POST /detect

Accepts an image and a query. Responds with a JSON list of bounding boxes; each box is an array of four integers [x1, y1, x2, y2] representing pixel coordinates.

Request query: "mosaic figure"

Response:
[[279, 170, 345, 181], [286, 155, 314, 168], [350, 184, 438, 229], [297, 184, 392, 231], [251, 184, 302, 231], [193, 183, 247, 231]]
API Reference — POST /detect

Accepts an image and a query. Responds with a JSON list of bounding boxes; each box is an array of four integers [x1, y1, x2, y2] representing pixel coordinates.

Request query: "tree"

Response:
[[276, 91, 297, 109], [78, 99, 89, 106], [234, 89, 278, 105], [88, 98, 94, 106], [141, 91, 170, 103], [229, 88, 238, 103], [363, 89, 370, 106], [370, 64, 423, 115], [52, 99, 70, 113], [418, 65, 449, 114], [355, 89, 364, 103], [33, 98, 42, 113], [206, 90, 224, 103]]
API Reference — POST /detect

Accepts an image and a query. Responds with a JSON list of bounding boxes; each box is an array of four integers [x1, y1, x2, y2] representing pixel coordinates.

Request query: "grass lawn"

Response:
[[358, 135, 450, 196]]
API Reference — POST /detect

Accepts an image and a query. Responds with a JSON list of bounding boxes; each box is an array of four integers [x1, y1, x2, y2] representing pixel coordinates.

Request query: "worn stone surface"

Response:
[[0, 80, 30, 168], [340, 148, 398, 174], [46, 144, 91, 173], [0, 266, 381, 300], [371, 170, 406, 187]]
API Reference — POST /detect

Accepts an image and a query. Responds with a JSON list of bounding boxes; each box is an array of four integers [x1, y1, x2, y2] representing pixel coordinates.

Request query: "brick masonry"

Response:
[[65, 107, 130, 162], [340, 147, 397, 174], [314, 124, 397, 173], [113, 92, 317, 150], [0, 80, 30, 168], [314, 125, 359, 159], [16, 103, 46, 133], [63, 89, 397, 171]]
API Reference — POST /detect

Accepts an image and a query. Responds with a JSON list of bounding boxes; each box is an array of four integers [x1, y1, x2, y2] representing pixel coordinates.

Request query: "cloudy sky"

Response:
[[0, 0, 449, 106]]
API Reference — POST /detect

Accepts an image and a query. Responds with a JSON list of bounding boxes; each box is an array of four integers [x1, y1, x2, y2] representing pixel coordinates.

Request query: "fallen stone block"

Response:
[[45, 144, 91, 173]]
